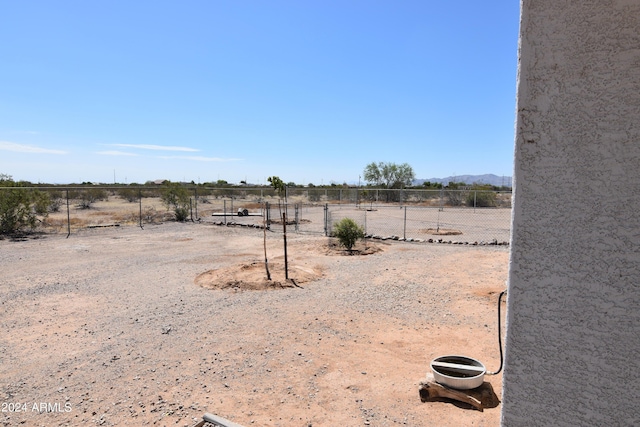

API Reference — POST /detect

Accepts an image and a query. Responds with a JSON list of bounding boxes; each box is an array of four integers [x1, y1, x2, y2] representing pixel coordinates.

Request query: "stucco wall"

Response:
[[502, 0, 640, 425]]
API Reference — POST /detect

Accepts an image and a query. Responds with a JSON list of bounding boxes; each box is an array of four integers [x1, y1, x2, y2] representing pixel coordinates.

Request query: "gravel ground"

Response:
[[1, 222, 509, 426]]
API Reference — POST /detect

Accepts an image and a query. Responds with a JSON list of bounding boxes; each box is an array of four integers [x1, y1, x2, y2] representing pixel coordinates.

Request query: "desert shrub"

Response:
[[161, 183, 191, 222], [196, 187, 213, 198], [69, 187, 108, 209], [117, 187, 139, 203], [0, 177, 50, 235], [494, 192, 512, 208], [333, 217, 365, 251], [445, 189, 467, 206], [466, 190, 497, 207], [174, 206, 189, 221], [308, 189, 323, 202], [46, 189, 64, 212]]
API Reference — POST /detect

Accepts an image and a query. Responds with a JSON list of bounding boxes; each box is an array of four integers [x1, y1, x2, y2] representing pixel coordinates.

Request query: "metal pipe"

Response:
[[66, 189, 70, 238], [139, 188, 143, 229]]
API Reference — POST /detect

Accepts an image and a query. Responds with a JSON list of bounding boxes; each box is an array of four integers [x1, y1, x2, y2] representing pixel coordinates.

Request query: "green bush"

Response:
[[117, 187, 139, 203], [174, 206, 189, 222], [46, 189, 64, 212], [445, 189, 467, 206], [68, 187, 108, 209], [0, 177, 50, 235], [333, 217, 365, 251], [161, 182, 191, 222], [465, 190, 497, 207]]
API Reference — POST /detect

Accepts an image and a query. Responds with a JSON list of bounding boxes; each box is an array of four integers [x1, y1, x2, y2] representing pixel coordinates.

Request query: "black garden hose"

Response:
[[486, 290, 506, 375]]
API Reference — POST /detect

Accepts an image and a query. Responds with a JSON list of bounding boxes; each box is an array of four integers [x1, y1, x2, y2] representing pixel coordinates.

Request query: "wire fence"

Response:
[[325, 205, 511, 244], [1, 186, 512, 244]]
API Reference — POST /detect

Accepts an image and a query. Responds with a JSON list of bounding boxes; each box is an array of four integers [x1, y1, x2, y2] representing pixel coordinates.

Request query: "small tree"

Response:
[[333, 217, 365, 251], [161, 182, 190, 221], [0, 175, 50, 235], [268, 176, 286, 199], [268, 175, 287, 217]]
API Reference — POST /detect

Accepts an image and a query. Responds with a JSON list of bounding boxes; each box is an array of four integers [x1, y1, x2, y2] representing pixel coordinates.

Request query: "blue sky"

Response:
[[0, 1, 520, 185]]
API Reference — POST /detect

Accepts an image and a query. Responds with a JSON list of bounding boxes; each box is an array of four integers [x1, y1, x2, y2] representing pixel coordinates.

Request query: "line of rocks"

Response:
[[365, 234, 509, 246], [212, 221, 510, 246], [212, 221, 267, 229]]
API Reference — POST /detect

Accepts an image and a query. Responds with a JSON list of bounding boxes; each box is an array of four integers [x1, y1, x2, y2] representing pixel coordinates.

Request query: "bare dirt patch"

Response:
[[195, 261, 323, 291], [1, 223, 509, 427], [324, 238, 385, 256]]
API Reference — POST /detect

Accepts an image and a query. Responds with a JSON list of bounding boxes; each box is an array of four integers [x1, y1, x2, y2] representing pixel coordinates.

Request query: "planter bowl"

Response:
[[430, 355, 486, 390]]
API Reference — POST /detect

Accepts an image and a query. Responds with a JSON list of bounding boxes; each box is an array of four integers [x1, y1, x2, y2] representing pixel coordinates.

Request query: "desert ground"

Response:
[[1, 217, 509, 426]]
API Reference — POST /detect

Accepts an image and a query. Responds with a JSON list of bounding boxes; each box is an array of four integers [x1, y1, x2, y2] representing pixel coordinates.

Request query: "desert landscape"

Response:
[[1, 216, 509, 426]]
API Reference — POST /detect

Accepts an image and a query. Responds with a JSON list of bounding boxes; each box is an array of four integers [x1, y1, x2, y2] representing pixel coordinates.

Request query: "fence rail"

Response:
[[1, 186, 512, 244]]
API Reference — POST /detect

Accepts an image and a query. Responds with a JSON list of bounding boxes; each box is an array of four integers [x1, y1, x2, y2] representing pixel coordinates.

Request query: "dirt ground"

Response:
[[1, 220, 509, 427]]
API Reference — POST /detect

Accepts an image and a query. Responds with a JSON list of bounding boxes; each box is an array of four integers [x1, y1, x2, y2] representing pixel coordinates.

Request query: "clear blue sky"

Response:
[[0, 1, 520, 185]]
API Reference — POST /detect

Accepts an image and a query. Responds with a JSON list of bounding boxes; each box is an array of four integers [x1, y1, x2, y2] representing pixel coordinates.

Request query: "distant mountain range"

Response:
[[414, 174, 512, 187]]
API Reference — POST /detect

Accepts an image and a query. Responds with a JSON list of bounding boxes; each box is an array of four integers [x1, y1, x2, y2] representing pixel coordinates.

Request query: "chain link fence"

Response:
[[325, 205, 511, 244], [1, 186, 511, 244]]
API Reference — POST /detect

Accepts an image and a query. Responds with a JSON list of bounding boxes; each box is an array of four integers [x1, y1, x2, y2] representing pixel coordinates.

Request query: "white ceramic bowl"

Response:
[[430, 355, 486, 390]]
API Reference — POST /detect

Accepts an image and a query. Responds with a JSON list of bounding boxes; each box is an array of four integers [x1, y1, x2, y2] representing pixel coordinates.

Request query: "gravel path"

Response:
[[1, 223, 508, 426]]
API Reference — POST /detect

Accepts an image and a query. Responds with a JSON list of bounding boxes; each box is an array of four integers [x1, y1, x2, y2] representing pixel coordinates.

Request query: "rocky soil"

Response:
[[1, 223, 509, 426]]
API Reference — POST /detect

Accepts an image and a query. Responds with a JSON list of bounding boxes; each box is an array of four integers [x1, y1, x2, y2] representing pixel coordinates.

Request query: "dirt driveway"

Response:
[[1, 223, 509, 426]]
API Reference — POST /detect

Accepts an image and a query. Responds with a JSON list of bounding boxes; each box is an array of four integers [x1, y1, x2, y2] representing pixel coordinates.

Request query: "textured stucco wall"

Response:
[[502, 0, 640, 425]]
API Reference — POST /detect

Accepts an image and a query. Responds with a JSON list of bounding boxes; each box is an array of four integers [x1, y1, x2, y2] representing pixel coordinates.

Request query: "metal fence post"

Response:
[[223, 199, 227, 224], [403, 206, 407, 240], [66, 189, 71, 238], [139, 188, 143, 229], [282, 212, 289, 280], [364, 209, 367, 235], [265, 201, 271, 229], [324, 204, 328, 236], [194, 187, 198, 220]]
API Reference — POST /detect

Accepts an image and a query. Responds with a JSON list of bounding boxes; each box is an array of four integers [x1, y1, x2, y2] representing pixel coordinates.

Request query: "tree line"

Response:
[[1, 163, 510, 235]]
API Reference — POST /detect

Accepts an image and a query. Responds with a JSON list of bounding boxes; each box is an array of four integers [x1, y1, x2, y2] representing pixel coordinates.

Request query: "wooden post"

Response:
[[263, 203, 271, 280]]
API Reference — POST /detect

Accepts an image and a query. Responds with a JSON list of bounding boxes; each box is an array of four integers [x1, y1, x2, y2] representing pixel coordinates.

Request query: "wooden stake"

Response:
[[263, 204, 271, 280]]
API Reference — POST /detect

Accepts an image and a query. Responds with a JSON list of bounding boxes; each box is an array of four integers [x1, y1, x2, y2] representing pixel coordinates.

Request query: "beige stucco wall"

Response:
[[503, 0, 640, 425]]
